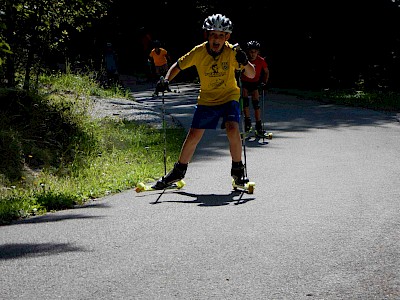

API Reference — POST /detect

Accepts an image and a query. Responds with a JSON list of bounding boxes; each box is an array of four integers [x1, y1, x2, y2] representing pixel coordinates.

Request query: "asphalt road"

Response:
[[1, 83, 399, 300]]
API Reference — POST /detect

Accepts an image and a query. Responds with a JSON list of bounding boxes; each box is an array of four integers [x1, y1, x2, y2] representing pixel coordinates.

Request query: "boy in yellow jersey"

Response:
[[152, 13, 256, 189]]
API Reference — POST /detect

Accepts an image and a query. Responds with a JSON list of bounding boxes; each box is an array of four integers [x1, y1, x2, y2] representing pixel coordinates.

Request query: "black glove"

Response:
[[156, 77, 169, 93], [236, 50, 248, 66]]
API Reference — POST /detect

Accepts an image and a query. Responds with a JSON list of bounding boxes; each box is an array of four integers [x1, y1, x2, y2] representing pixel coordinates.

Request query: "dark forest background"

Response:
[[1, 0, 400, 91]]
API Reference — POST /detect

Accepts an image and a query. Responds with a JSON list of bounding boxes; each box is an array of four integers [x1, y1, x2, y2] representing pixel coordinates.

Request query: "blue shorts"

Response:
[[191, 101, 240, 129]]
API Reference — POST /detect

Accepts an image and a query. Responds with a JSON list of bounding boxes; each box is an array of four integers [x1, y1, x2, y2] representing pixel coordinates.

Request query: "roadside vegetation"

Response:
[[272, 88, 400, 112], [0, 73, 186, 225]]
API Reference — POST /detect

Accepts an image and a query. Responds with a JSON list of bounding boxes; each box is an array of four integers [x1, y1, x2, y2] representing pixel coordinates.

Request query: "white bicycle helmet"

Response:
[[247, 40, 261, 50], [202, 13, 233, 33]]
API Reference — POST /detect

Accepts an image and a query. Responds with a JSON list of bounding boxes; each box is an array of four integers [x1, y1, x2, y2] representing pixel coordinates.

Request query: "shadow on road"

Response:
[[142, 190, 255, 206], [7, 212, 105, 226], [0, 242, 87, 260]]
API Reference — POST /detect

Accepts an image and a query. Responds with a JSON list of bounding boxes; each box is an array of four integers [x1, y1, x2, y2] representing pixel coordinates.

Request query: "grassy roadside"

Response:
[[271, 88, 400, 113], [0, 73, 186, 225]]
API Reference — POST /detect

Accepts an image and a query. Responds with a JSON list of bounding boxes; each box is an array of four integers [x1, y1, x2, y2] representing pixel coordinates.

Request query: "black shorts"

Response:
[[241, 81, 259, 93]]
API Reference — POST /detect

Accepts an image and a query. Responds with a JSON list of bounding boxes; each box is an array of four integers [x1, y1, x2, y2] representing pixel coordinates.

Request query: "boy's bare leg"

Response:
[[242, 88, 251, 120], [178, 128, 205, 164], [244, 107, 251, 119], [252, 89, 266, 135], [152, 128, 204, 189], [225, 121, 242, 162], [226, 121, 250, 185], [252, 90, 261, 121], [254, 101, 261, 121]]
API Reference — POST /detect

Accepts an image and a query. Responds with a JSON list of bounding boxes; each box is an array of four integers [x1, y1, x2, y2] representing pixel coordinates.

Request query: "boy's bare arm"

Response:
[[165, 62, 181, 82], [263, 66, 270, 83]]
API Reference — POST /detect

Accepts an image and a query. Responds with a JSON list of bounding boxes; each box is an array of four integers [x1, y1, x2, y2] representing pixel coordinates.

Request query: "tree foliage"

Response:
[[1, 0, 400, 91], [0, 0, 112, 89]]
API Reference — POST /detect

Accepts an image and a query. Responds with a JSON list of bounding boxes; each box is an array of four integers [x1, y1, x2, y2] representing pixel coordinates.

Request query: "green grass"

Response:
[[271, 88, 400, 112], [0, 73, 186, 225]]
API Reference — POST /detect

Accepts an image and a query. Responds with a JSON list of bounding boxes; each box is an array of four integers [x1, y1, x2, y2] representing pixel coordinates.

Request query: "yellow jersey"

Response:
[[177, 41, 244, 106]]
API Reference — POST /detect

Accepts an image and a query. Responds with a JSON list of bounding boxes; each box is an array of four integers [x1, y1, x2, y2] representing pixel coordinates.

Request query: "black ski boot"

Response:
[[244, 117, 252, 133], [231, 161, 249, 186], [255, 121, 266, 137], [152, 162, 187, 190]]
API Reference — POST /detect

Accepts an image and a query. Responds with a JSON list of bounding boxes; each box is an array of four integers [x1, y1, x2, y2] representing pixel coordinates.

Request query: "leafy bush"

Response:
[[0, 130, 23, 181], [0, 73, 186, 225]]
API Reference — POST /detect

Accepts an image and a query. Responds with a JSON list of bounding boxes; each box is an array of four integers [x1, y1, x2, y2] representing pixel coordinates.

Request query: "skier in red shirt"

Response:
[[240, 40, 270, 136]]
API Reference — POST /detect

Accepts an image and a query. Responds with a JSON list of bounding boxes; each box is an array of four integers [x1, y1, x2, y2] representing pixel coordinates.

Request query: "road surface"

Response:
[[1, 83, 399, 299]]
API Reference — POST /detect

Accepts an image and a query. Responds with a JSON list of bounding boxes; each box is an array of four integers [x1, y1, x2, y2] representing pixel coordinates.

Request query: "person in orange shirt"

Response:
[[149, 40, 170, 75], [149, 40, 172, 96]]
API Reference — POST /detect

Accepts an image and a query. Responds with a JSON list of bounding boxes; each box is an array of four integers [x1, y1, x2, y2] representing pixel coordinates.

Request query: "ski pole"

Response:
[[160, 76, 167, 175], [234, 43, 249, 179], [261, 88, 266, 143], [237, 71, 248, 179]]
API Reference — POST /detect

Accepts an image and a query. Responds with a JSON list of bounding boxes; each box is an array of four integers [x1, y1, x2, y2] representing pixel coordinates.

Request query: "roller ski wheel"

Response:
[[135, 180, 186, 193], [232, 179, 255, 194], [255, 131, 273, 139]]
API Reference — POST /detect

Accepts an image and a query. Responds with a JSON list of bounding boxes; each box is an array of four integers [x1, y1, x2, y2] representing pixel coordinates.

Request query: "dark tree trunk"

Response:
[[4, 0, 16, 87], [23, 45, 35, 91]]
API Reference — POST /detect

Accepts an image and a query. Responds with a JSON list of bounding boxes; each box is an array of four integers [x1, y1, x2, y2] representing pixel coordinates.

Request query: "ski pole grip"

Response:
[[232, 43, 241, 51]]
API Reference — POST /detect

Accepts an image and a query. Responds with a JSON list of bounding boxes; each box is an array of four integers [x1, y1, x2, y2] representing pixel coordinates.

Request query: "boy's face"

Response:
[[207, 30, 230, 53], [247, 49, 259, 61]]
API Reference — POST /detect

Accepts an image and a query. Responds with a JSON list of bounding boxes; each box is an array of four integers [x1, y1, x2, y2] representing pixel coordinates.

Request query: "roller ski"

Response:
[[255, 128, 273, 139], [232, 179, 255, 194], [243, 121, 273, 141], [135, 161, 187, 193], [231, 163, 255, 194], [135, 179, 186, 193], [253, 119, 271, 139]]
